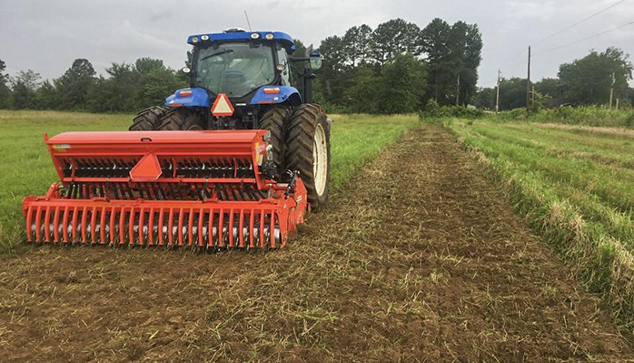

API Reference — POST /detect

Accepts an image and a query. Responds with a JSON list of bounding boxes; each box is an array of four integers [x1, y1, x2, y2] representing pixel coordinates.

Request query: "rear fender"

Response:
[[250, 86, 302, 107], [165, 87, 210, 108]]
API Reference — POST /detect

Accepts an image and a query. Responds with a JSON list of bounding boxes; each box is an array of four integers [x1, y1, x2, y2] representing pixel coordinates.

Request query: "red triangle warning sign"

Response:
[[211, 93, 235, 117]]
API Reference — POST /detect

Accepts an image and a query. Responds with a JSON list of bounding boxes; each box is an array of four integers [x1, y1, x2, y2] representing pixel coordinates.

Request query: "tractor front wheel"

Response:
[[285, 104, 330, 211], [129, 106, 168, 131], [158, 108, 207, 130]]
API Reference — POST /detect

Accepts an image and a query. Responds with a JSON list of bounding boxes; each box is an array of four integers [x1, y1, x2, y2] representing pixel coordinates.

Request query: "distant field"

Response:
[[0, 110, 419, 252], [447, 119, 634, 330]]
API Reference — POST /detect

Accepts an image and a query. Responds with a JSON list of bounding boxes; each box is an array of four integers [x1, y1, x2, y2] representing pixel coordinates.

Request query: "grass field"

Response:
[[0, 110, 419, 252], [446, 119, 634, 334]]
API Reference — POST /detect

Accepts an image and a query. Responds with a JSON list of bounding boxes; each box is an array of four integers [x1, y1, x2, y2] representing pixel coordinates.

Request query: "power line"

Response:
[[531, 0, 629, 45], [534, 19, 634, 56]]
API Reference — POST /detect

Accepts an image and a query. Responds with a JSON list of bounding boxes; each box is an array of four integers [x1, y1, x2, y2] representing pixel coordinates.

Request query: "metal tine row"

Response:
[[163, 157, 255, 178], [65, 182, 266, 201], [26, 206, 282, 249], [62, 157, 139, 178]]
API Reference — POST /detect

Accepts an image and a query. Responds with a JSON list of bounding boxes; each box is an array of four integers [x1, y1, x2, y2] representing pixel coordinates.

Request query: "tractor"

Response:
[[22, 29, 330, 249], [130, 29, 330, 211]]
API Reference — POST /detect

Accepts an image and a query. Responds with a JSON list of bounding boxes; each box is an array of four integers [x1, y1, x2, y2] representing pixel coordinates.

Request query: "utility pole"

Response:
[[526, 46, 531, 112], [609, 72, 615, 109], [495, 69, 501, 114], [455, 73, 460, 106]]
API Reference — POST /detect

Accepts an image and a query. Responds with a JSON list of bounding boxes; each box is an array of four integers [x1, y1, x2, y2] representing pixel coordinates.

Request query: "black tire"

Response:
[[259, 106, 291, 176], [129, 106, 168, 131], [158, 108, 207, 130], [285, 104, 331, 211]]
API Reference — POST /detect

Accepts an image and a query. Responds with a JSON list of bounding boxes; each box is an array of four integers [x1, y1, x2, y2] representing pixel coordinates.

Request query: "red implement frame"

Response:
[[22, 130, 308, 249]]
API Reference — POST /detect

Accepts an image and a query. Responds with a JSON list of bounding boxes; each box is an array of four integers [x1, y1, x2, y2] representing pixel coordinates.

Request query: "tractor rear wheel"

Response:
[[285, 104, 330, 211], [129, 106, 167, 131], [158, 108, 207, 130], [259, 106, 291, 177]]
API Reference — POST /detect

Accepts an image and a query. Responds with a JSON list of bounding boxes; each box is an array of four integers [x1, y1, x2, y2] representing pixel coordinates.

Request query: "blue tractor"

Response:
[[130, 29, 330, 211]]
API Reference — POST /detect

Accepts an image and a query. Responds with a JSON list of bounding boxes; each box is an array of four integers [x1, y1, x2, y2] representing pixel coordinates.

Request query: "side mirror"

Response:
[[182, 67, 191, 74], [309, 52, 322, 70]]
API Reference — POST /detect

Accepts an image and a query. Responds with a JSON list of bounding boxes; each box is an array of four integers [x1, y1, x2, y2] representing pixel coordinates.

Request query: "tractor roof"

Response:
[[187, 31, 296, 54]]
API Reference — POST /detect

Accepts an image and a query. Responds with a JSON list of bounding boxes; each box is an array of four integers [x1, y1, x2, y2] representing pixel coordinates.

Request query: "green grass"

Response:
[[446, 118, 634, 337], [0, 110, 419, 253]]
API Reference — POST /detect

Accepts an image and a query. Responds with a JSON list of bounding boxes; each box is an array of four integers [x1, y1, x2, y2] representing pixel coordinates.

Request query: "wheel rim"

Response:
[[313, 124, 328, 196]]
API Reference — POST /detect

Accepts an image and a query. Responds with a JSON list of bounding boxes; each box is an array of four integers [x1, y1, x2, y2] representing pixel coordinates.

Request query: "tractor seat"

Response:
[[222, 70, 248, 96]]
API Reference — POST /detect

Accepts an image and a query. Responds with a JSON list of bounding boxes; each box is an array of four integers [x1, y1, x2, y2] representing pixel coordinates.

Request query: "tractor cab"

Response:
[[165, 29, 322, 114]]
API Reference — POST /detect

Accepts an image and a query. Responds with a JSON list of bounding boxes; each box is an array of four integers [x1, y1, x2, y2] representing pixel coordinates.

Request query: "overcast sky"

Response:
[[1, 0, 633, 88]]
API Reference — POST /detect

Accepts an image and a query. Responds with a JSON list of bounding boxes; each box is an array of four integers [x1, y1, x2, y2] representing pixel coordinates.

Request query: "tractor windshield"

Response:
[[194, 43, 276, 98]]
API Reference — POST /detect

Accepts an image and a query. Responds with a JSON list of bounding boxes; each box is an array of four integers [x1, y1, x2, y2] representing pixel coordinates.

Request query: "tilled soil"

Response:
[[1, 125, 633, 362]]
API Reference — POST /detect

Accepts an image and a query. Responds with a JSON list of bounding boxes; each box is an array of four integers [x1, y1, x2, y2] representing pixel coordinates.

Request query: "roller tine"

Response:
[[62, 206, 70, 243], [81, 206, 88, 244], [188, 208, 195, 247], [158, 208, 165, 246], [99, 207, 106, 244], [168, 208, 175, 247], [259, 210, 265, 249], [207, 208, 214, 249], [43, 206, 52, 242], [34, 206, 43, 242], [270, 210, 275, 249], [228, 209, 235, 248], [218, 209, 225, 248], [78, 183, 84, 199], [71, 206, 79, 243], [90, 207, 97, 244], [128, 208, 135, 246], [138, 207, 146, 246], [238, 210, 245, 248], [25, 206, 34, 241], [198, 210, 205, 248], [109, 207, 117, 245], [119, 207, 126, 245], [249, 209, 255, 248], [177, 208, 185, 247], [148, 207, 155, 246]]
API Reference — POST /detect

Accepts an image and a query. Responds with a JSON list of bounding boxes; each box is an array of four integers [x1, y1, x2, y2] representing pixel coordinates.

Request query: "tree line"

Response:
[[476, 47, 634, 111], [313, 18, 482, 113], [0, 58, 186, 113], [0, 17, 482, 114]]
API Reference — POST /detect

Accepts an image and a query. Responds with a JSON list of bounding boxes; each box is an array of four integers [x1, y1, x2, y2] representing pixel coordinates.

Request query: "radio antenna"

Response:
[[244, 10, 253, 32]]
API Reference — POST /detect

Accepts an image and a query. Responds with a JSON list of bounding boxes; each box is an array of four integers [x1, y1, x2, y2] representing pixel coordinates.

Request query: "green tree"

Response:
[[371, 19, 422, 65], [34, 80, 58, 110], [10, 70, 41, 109], [136, 58, 187, 107], [343, 24, 373, 66], [378, 53, 427, 114], [421, 19, 482, 106], [420, 18, 454, 105], [558, 47, 633, 105], [316, 35, 349, 106], [86, 63, 140, 112], [0, 59, 10, 108], [343, 64, 380, 113], [534, 78, 562, 99], [55, 58, 96, 110], [498, 77, 527, 110], [475, 87, 496, 110]]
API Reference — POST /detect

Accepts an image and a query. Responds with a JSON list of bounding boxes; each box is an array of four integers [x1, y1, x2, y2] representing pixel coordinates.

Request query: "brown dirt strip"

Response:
[[1, 125, 633, 362]]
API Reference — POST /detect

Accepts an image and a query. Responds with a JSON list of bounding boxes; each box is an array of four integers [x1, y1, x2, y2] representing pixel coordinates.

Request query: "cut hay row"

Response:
[[445, 118, 634, 339]]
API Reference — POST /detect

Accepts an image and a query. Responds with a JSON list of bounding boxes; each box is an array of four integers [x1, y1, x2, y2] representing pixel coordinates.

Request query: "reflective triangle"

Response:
[[211, 93, 235, 117]]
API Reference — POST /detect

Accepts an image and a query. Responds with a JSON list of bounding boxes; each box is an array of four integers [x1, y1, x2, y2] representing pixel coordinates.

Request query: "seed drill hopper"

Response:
[[22, 130, 307, 249]]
